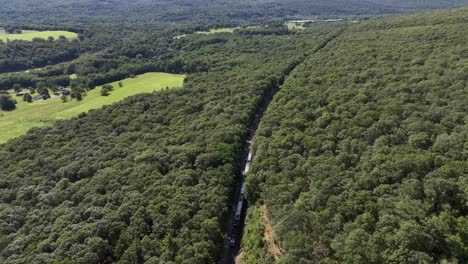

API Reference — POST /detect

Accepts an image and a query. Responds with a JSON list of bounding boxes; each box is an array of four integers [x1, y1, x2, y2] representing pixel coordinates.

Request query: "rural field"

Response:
[[0, 72, 184, 143], [175, 27, 237, 38], [285, 22, 306, 30], [197, 28, 237, 34], [0, 29, 78, 41]]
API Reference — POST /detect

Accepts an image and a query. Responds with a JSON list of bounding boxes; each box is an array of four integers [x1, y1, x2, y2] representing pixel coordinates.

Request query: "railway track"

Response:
[[219, 32, 342, 264]]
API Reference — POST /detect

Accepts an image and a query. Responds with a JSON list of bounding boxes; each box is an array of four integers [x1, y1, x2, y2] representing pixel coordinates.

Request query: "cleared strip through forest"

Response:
[[219, 30, 343, 264]]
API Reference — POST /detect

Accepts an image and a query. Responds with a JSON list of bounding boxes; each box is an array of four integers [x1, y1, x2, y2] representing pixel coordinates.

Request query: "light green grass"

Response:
[[0, 72, 185, 144], [0, 30, 78, 41], [197, 28, 236, 34], [175, 27, 238, 39], [286, 22, 306, 30]]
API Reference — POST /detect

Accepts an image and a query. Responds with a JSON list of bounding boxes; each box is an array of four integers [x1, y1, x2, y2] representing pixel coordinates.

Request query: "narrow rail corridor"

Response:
[[218, 85, 277, 264], [219, 32, 342, 264]]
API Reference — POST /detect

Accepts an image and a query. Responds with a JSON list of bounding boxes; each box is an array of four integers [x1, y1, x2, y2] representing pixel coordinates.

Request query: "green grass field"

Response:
[[175, 27, 238, 39], [0, 72, 185, 144], [197, 28, 237, 34], [286, 22, 306, 30], [0, 30, 78, 41]]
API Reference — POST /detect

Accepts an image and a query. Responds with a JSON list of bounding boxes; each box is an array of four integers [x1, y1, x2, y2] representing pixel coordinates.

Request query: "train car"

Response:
[[243, 162, 250, 176], [240, 182, 246, 196], [233, 197, 244, 226]]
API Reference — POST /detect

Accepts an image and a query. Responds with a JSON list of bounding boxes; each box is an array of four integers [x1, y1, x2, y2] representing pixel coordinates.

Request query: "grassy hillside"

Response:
[[0, 72, 185, 144], [244, 8, 468, 263], [0, 30, 78, 41]]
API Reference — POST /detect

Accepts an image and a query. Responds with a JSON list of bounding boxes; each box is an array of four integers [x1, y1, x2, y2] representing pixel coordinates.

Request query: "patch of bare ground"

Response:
[[235, 250, 244, 264], [260, 204, 285, 258]]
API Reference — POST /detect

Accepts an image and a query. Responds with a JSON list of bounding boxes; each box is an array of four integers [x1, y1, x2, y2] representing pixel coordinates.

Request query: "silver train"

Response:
[[234, 151, 252, 227]]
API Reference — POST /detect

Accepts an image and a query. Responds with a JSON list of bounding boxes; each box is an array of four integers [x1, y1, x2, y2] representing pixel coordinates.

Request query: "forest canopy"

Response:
[[0, 29, 332, 263], [243, 7, 468, 264], [0, 1, 467, 264]]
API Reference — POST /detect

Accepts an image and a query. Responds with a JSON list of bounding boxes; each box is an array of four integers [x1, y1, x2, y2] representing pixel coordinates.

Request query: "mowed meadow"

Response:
[[0, 30, 78, 41], [174, 27, 237, 39], [0, 72, 185, 144]]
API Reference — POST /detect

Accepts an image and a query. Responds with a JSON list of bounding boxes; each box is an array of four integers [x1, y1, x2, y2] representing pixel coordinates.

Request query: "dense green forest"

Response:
[[0, 37, 81, 73], [1, 0, 468, 263], [2, 0, 468, 27], [243, 8, 468, 263], [0, 28, 334, 263], [2, 0, 468, 74]]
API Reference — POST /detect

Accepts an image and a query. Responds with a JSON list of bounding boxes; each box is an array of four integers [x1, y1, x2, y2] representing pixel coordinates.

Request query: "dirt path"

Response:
[[260, 204, 284, 257], [235, 251, 244, 264]]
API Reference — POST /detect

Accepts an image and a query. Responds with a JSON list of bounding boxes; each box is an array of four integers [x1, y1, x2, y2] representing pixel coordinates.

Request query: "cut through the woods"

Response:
[[226, 31, 342, 264]]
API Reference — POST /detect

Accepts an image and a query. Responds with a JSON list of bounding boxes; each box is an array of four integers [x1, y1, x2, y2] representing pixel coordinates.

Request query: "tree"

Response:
[[87, 79, 96, 90], [118, 81, 124, 87], [76, 92, 83, 101], [0, 95, 16, 111], [61, 94, 69, 103], [102, 84, 114, 91], [101, 87, 110, 96], [51, 86, 59, 93], [13, 84, 22, 93], [36, 82, 49, 96], [101, 84, 113, 96], [23, 93, 32, 103]]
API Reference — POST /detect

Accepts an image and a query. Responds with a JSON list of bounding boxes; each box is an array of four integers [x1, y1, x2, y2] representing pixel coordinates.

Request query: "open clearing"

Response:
[[197, 28, 237, 34], [286, 22, 306, 30], [175, 27, 238, 39], [0, 72, 185, 144], [0, 30, 78, 41]]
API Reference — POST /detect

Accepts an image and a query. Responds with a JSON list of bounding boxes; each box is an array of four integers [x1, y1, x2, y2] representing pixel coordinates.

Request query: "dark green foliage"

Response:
[[245, 8, 468, 263], [22, 93, 32, 102], [12, 84, 21, 93], [75, 92, 83, 101], [240, 205, 275, 263], [37, 84, 49, 96], [1, 2, 467, 263], [4, 28, 21, 34], [1, 0, 468, 26], [100, 84, 113, 96], [0, 94, 16, 110], [100, 88, 109, 96], [0, 31, 327, 263], [0, 37, 80, 73]]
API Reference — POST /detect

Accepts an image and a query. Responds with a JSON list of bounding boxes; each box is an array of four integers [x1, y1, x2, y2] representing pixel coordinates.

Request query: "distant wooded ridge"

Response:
[[1, 0, 468, 24]]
